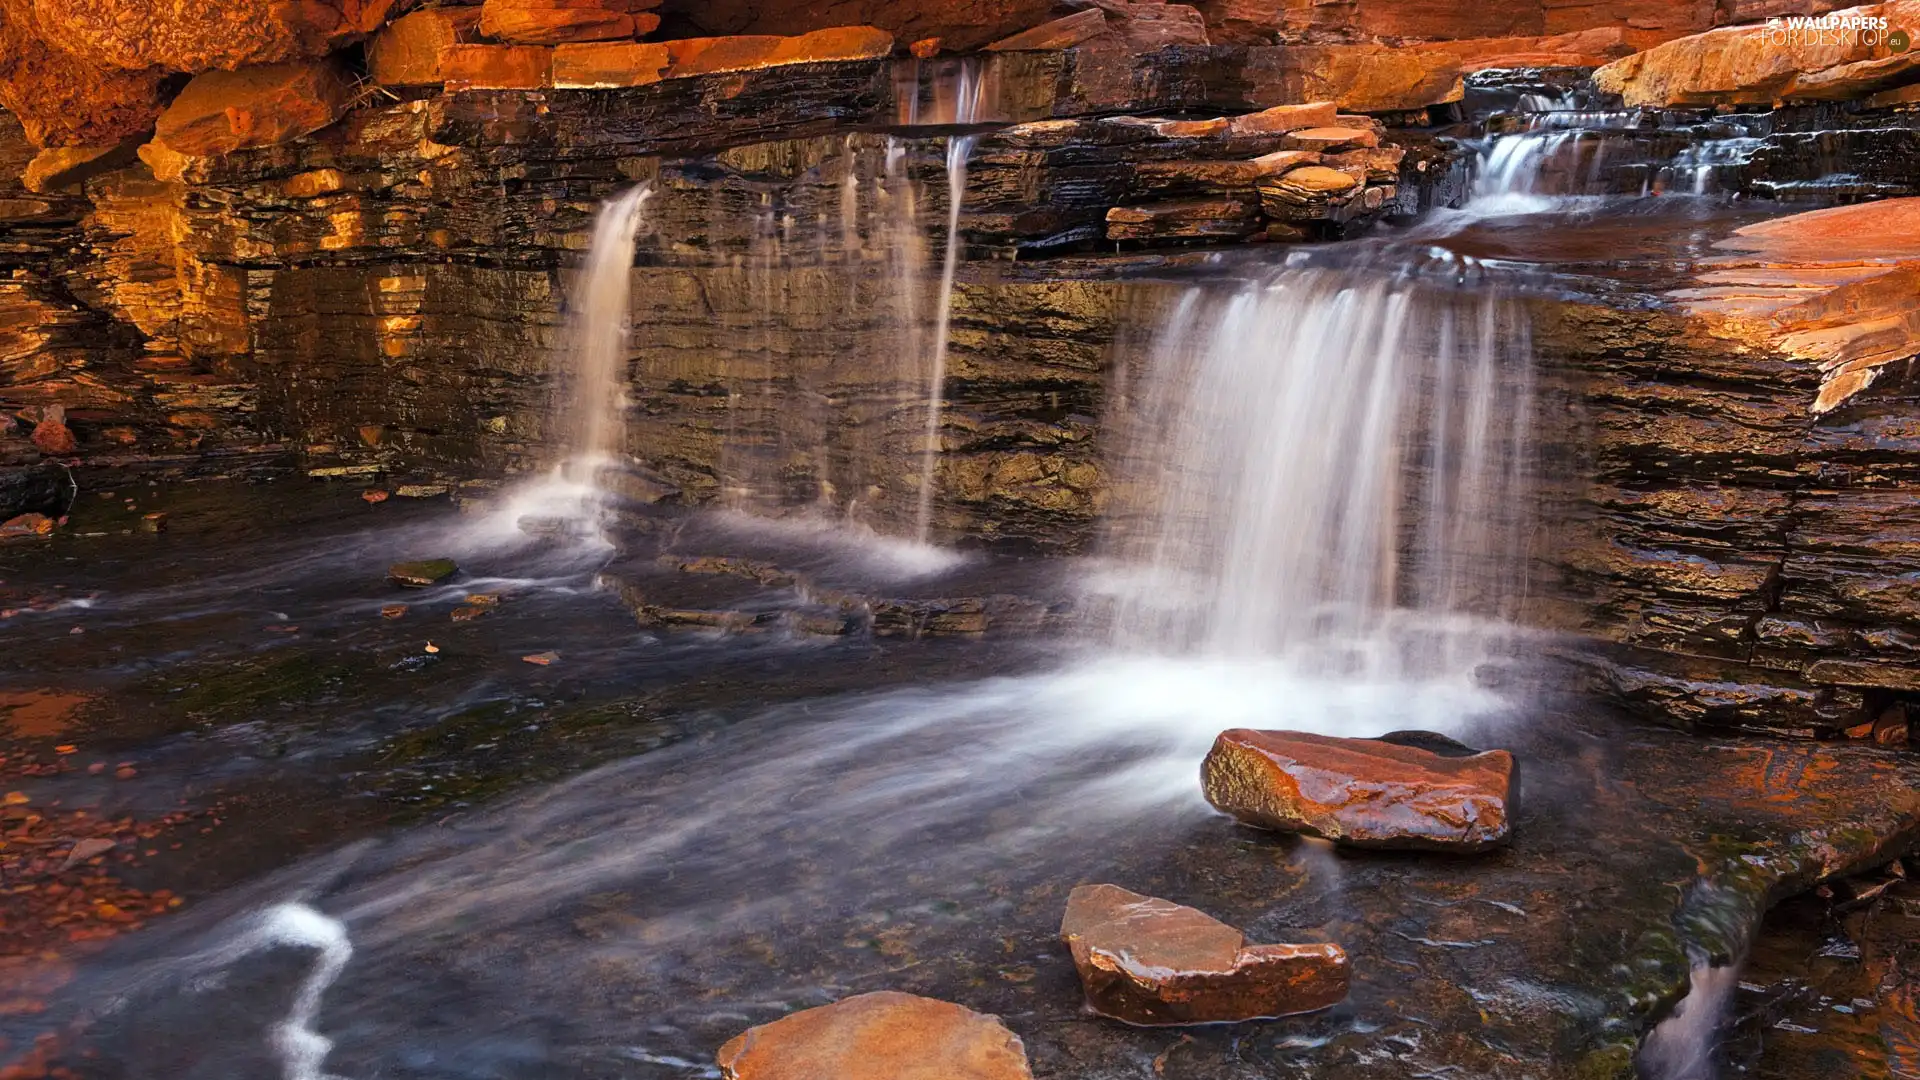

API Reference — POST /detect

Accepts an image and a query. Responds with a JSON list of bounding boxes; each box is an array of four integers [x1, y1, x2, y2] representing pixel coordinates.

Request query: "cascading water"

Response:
[[491, 184, 651, 541], [1101, 255, 1535, 679], [913, 60, 987, 543]]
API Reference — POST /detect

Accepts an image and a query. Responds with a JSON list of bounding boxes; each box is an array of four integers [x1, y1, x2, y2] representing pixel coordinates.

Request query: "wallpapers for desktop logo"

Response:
[[1764, 13, 1911, 51]]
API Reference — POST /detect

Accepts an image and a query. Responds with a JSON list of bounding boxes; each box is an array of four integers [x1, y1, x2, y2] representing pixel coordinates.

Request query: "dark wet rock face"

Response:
[[715, 991, 1033, 1080], [1060, 883, 1349, 1025], [1201, 729, 1515, 851]]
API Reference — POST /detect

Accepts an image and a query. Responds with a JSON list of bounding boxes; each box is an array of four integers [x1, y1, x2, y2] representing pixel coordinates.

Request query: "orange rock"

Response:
[[479, 0, 663, 45], [0, 18, 169, 148], [716, 991, 1032, 1080], [1227, 101, 1337, 136], [1151, 116, 1231, 138], [986, 8, 1111, 50], [442, 44, 554, 90], [149, 60, 350, 159], [910, 36, 942, 58], [1060, 884, 1349, 1025], [0, 513, 56, 537], [553, 40, 670, 87], [1410, 27, 1651, 71], [368, 7, 483, 86], [1240, 43, 1465, 113], [21, 142, 138, 192], [664, 26, 894, 78], [28, 0, 398, 71], [1202, 730, 1516, 851], [30, 417, 77, 455], [1280, 125, 1380, 151], [1593, 1, 1920, 107]]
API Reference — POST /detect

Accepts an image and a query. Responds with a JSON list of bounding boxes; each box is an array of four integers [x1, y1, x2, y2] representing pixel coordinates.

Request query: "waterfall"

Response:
[[1101, 258, 1535, 676], [913, 60, 987, 544], [559, 185, 651, 478]]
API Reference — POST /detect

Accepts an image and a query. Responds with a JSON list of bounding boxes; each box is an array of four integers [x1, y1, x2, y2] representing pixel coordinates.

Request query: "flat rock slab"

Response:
[[386, 558, 458, 587], [1202, 729, 1515, 850], [717, 990, 1032, 1080], [1060, 883, 1348, 1025]]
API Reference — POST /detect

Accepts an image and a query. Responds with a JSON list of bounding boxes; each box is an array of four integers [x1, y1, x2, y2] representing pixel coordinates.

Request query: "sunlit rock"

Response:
[[443, 43, 555, 89], [1227, 100, 1337, 136], [367, 7, 484, 86], [147, 60, 351, 159], [716, 991, 1032, 1080], [1235, 43, 1466, 113], [1106, 197, 1260, 241], [0, 21, 169, 148], [478, 0, 663, 45], [1280, 125, 1380, 152], [29, 0, 396, 71], [1060, 883, 1349, 1025], [552, 41, 671, 87], [21, 142, 137, 193], [1202, 729, 1516, 851]]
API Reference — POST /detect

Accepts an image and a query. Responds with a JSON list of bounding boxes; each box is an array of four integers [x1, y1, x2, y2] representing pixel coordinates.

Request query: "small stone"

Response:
[[716, 991, 1032, 1079], [450, 605, 487, 622], [32, 418, 78, 455], [381, 603, 408, 619], [424, 642, 440, 654], [114, 766, 137, 780], [387, 558, 458, 588], [139, 512, 168, 533], [522, 650, 559, 665], [464, 593, 501, 607], [362, 489, 390, 504], [395, 484, 450, 498], [1061, 883, 1349, 1025], [1202, 729, 1515, 851], [910, 37, 942, 58], [1, 513, 56, 538]]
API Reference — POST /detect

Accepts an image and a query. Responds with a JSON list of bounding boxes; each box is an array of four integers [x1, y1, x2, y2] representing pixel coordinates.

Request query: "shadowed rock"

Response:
[[1060, 883, 1349, 1025], [1201, 729, 1515, 851], [716, 990, 1032, 1079]]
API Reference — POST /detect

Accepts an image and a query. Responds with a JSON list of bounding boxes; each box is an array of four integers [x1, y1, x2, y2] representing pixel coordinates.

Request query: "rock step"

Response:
[[717, 991, 1032, 1079]]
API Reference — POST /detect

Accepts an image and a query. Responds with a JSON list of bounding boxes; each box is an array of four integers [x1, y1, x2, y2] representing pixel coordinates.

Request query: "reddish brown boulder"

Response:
[[367, 7, 483, 86], [1202, 730, 1515, 851], [1410, 27, 1652, 72], [442, 44, 554, 89], [28, 0, 397, 71], [0, 3, 168, 148], [1060, 884, 1349, 1025], [663, 26, 894, 78], [1227, 100, 1337, 136], [986, 8, 1110, 50], [1106, 198, 1260, 241], [1238, 44, 1465, 114], [716, 991, 1032, 1080], [31, 408, 77, 455], [552, 41, 670, 87], [478, 0, 663, 45], [149, 60, 350, 159], [1280, 125, 1380, 151]]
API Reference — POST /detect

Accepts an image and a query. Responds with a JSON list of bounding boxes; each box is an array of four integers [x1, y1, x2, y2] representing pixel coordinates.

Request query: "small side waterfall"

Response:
[[913, 61, 987, 543], [1101, 258, 1535, 677], [559, 184, 652, 478]]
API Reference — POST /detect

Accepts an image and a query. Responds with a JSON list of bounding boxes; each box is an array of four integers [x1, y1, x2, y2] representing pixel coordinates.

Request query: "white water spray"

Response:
[[171, 903, 354, 1080]]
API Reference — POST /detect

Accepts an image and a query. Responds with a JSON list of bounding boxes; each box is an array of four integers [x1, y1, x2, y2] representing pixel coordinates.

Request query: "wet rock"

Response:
[[478, 0, 663, 45], [662, 27, 895, 78], [0, 512, 55, 538], [553, 41, 672, 87], [387, 558, 458, 588], [716, 990, 1032, 1080], [443, 44, 555, 90], [1201, 729, 1515, 851], [21, 141, 139, 192], [31, 411, 77, 455], [368, 7, 485, 86], [1059, 883, 1349, 1026], [139, 512, 167, 533], [1256, 164, 1363, 222], [0, 462, 67, 519], [986, 9, 1111, 51], [1281, 126, 1380, 153], [1106, 198, 1260, 242], [147, 60, 351, 159]]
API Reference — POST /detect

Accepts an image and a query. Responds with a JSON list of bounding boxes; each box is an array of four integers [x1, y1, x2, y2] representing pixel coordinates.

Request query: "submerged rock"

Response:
[[716, 990, 1032, 1080], [387, 558, 458, 588], [1201, 729, 1515, 851], [1060, 883, 1349, 1025]]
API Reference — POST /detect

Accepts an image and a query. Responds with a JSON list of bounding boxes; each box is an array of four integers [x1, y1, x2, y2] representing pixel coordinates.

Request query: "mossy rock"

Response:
[[387, 558, 458, 588]]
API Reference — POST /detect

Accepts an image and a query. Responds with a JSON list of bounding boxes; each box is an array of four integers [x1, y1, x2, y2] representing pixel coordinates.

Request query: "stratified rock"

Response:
[[367, 7, 484, 86], [1227, 100, 1336, 136], [388, 558, 459, 587], [478, 0, 663, 45], [663, 26, 895, 77], [1201, 729, 1515, 851], [148, 60, 351, 159], [552, 41, 671, 87], [1280, 126, 1379, 152], [1232, 43, 1466, 113], [0, 512, 55, 537], [1324, 146, 1404, 183], [986, 8, 1110, 51], [1060, 883, 1349, 1025], [21, 142, 138, 192], [28, 0, 397, 71], [1106, 198, 1259, 241], [1256, 164, 1363, 221], [1594, 1, 1920, 107], [1409, 27, 1651, 72], [715, 991, 1032, 1080], [443, 44, 555, 89]]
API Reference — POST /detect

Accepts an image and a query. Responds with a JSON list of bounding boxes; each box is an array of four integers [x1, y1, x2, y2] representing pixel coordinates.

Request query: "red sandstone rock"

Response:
[[986, 8, 1110, 50], [663, 26, 895, 78], [21, 142, 138, 192], [479, 0, 663, 45], [31, 414, 77, 455], [910, 36, 942, 58], [443, 44, 555, 90], [1238, 44, 1465, 114], [553, 41, 671, 87], [1106, 198, 1260, 241], [368, 7, 483, 86], [28, 0, 398, 71], [1227, 101, 1337, 136], [1594, 0, 1920, 106], [1100, 2, 1211, 50], [715, 991, 1032, 1080], [149, 60, 351, 159], [1152, 117, 1232, 138], [1410, 27, 1650, 71], [0, 3, 169, 148], [1325, 146, 1404, 182], [1060, 884, 1349, 1025], [1280, 125, 1379, 152], [1201, 730, 1515, 851]]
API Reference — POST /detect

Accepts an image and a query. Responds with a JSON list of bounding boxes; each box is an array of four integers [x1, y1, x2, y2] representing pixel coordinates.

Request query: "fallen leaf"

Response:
[[3, 792, 26, 806], [522, 651, 559, 666], [424, 642, 440, 654], [53, 745, 76, 755]]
